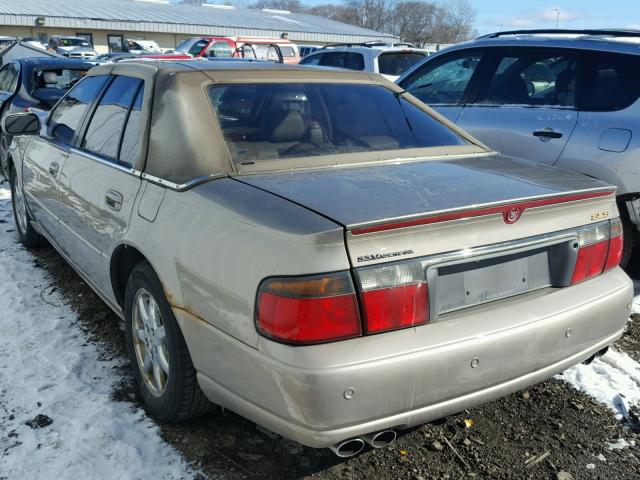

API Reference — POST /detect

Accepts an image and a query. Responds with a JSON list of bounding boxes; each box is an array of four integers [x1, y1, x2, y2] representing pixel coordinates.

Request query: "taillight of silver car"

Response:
[[257, 218, 624, 344], [256, 263, 429, 344], [571, 217, 623, 284]]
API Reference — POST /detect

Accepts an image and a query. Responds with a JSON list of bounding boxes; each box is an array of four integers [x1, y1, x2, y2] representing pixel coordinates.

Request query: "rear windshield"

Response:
[[209, 83, 466, 165], [378, 52, 426, 76]]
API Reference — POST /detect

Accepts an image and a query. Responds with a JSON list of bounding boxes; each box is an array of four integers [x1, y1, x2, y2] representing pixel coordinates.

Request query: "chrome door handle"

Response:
[[105, 190, 123, 211], [48, 162, 59, 176], [533, 129, 563, 139]]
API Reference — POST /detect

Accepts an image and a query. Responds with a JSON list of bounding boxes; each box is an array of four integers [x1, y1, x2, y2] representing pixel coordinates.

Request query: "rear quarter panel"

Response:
[[555, 102, 640, 196], [124, 178, 348, 348]]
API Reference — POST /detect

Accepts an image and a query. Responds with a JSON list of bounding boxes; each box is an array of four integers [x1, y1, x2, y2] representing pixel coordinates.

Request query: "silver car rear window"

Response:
[[208, 83, 467, 165]]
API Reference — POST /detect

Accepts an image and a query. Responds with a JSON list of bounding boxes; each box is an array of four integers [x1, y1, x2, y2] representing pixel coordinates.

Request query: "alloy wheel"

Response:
[[132, 288, 170, 397]]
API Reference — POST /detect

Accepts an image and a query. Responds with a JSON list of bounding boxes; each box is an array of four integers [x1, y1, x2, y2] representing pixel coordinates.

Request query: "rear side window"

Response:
[[33, 68, 87, 90], [49, 75, 109, 145], [318, 52, 365, 71], [209, 83, 466, 165], [0, 63, 18, 92], [206, 41, 233, 58], [477, 51, 578, 107], [82, 75, 143, 164], [119, 87, 144, 166], [401, 52, 481, 105], [580, 52, 640, 111], [280, 46, 296, 58], [378, 52, 426, 77]]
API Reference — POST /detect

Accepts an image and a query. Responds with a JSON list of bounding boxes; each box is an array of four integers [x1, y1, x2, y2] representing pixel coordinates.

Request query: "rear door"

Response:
[[55, 74, 146, 300], [22, 75, 109, 239], [456, 47, 579, 165], [400, 49, 484, 122]]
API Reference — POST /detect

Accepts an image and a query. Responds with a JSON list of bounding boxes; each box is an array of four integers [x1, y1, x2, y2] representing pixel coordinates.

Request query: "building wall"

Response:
[[0, 26, 189, 52], [0, 25, 342, 52]]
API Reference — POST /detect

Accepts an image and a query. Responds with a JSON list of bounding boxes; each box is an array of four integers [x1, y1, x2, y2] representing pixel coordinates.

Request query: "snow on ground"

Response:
[[562, 349, 640, 417], [0, 183, 194, 479], [561, 281, 640, 427]]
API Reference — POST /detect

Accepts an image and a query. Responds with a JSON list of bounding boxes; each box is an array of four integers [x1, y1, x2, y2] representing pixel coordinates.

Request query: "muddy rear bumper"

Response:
[[177, 268, 632, 448]]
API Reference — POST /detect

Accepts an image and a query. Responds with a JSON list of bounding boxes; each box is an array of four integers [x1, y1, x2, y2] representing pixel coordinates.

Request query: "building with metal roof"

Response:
[[0, 0, 397, 53]]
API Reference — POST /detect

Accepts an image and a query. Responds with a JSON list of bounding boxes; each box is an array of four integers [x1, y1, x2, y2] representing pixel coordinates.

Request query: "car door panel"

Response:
[[455, 48, 579, 165], [21, 137, 69, 238], [56, 151, 142, 301], [456, 106, 578, 164], [55, 75, 145, 301]]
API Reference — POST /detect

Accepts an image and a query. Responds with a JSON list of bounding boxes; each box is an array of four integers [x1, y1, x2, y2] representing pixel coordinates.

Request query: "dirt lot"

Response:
[[22, 245, 640, 480]]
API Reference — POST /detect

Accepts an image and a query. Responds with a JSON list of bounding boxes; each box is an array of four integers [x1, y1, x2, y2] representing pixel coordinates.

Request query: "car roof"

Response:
[[311, 46, 427, 55], [440, 29, 640, 56], [13, 57, 93, 68], [90, 59, 393, 81]]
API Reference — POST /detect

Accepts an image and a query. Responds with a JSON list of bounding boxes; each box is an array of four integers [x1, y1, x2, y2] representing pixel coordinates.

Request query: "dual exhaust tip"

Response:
[[329, 429, 397, 458]]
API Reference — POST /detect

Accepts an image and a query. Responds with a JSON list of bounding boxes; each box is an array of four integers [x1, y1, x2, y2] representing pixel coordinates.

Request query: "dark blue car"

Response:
[[0, 57, 92, 177]]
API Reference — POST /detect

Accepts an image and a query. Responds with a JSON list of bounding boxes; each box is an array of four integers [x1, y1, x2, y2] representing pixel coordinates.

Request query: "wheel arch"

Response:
[[110, 244, 150, 308]]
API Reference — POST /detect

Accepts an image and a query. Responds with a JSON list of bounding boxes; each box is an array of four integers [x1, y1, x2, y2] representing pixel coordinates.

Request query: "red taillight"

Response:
[[357, 262, 429, 334], [361, 283, 429, 333], [571, 218, 623, 284], [605, 218, 624, 272], [256, 273, 361, 344], [570, 240, 608, 284]]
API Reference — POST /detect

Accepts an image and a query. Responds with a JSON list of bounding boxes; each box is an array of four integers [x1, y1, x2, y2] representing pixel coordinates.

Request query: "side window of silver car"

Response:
[[401, 53, 482, 105], [48, 75, 109, 146], [579, 52, 640, 112], [81, 75, 143, 166], [476, 51, 578, 108]]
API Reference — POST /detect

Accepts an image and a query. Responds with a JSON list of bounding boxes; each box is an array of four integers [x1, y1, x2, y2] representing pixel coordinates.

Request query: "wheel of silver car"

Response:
[[124, 262, 212, 421], [9, 164, 46, 249], [132, 288, 170, 397]]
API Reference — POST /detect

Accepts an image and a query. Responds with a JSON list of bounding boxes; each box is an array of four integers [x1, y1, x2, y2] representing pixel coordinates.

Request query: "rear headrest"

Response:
[[262, 110, 305, 143]]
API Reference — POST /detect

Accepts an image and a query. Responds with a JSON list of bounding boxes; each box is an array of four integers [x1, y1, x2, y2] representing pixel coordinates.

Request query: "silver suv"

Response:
[[300, 42, 428, 81], [397, 29, 640, 268]]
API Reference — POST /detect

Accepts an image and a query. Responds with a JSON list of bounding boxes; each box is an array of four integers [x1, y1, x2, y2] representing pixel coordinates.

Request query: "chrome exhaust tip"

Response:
[[362, 430, 397, 449], [328, 438, 365, 458]]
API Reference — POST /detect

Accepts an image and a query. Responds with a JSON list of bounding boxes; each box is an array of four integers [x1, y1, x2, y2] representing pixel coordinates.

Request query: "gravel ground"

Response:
[[18, 242, 639, 480]]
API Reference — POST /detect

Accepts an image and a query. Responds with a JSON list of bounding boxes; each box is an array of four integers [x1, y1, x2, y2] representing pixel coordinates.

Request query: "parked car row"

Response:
[[0, 28, 636, 459]]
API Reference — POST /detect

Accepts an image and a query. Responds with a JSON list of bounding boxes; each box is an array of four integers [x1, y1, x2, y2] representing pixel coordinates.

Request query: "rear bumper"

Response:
[[177, 268, 632, 448]]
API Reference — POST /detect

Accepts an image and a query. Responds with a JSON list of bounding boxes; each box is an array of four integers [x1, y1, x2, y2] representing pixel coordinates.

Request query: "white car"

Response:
[[125, 39, 162, 54], [299, 43, 428, 81]]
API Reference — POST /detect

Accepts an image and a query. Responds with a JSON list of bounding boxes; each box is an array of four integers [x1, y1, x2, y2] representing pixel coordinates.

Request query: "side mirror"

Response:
[[3, 112, 40, 136]]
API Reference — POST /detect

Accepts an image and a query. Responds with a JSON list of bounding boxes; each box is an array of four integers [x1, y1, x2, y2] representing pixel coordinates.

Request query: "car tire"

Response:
[[9, 164, 47, 249], [124, 261, 212, 422]]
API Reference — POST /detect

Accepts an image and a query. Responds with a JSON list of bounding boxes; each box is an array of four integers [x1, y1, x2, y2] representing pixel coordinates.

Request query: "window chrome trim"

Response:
[[69, 147, 141, 177], [140, 172, 226, 191]]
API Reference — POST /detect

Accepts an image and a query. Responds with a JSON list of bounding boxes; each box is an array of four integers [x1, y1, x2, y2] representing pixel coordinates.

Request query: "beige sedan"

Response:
[[3, 60, 632, 457]]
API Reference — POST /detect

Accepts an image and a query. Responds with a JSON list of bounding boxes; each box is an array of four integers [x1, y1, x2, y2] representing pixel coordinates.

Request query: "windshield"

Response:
[[175, 38, 208, 56], [60, 38, 90, 48], [209, 83, 466, 165], [378, 52, 426, 76]]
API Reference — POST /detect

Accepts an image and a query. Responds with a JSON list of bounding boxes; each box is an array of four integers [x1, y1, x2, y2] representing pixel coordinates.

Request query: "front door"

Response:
[[456, 48, 579, 165], [22, 75, 109, 240], [56, 74, 145, 302]]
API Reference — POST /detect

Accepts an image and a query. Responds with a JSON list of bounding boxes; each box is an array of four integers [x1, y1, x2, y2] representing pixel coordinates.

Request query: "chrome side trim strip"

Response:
[[69, 148, 142, 177], [141, 172, 226, 191]]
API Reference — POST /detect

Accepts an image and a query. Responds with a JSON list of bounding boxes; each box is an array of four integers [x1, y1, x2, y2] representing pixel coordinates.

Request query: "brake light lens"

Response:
[[256, 272, 361, 344], [571, 218, 623, 284], [357, 262, 429, 334], [605, 218, 624, 271]]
